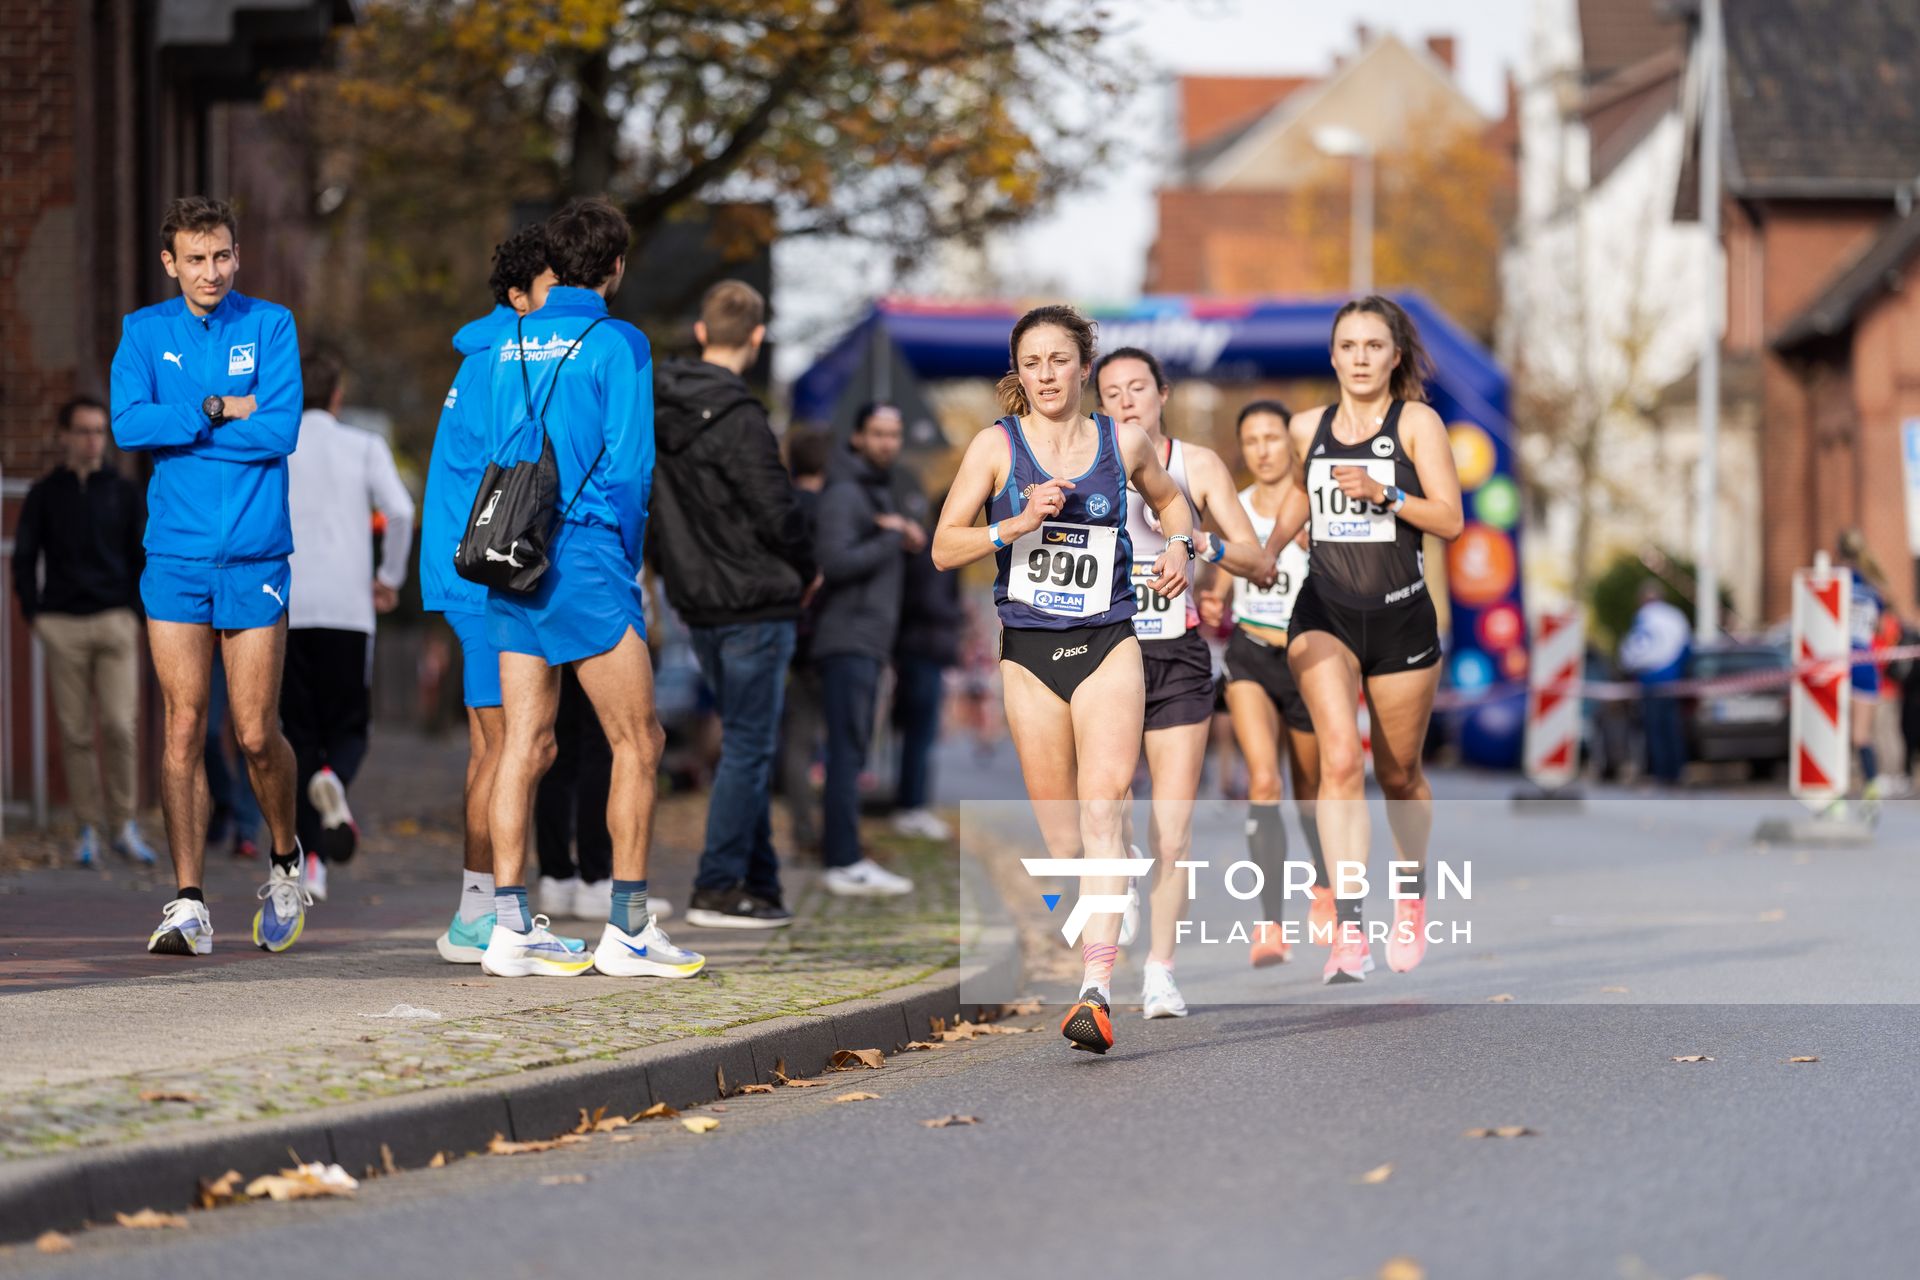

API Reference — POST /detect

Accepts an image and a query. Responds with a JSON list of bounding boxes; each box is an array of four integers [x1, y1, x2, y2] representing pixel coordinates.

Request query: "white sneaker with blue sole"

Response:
[[148, 897, 212, 955], [592, 915, 706, 978], [437, 911, 587, 964], [481, 915, 595, 977]]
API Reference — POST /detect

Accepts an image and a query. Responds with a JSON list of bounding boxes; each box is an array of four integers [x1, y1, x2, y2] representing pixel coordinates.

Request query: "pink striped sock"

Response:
[[1081, 941, 1119, 992]]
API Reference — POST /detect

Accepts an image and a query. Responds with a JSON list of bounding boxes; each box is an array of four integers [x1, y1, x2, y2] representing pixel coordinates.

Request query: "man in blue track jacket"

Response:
[[477, 196, 704, 983], [109, 196, 308, 957], [420, 224, 568, 964]]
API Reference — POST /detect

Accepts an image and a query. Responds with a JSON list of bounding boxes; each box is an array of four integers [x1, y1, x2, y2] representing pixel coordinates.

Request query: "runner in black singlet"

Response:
[[1266, 297, 1465, 984]]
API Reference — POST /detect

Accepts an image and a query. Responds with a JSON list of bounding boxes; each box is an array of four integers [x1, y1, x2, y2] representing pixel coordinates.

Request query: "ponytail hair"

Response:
[[1331, 295, 1435, 403], [998, 304, 1098, 416]]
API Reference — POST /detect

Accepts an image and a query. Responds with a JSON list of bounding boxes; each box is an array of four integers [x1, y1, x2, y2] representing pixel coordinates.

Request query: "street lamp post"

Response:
[[1313, 125, 1374, 296]]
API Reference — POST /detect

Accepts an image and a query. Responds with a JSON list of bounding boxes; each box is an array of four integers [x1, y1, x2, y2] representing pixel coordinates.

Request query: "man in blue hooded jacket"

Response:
[[420, 225, 561, 964], [110, 196, 307, 957], [478, 196, 704, 983]]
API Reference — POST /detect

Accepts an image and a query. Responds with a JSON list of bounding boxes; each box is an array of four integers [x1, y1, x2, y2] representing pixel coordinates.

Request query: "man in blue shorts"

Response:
[[110, 196, 308, 956], [480, 196, 704, 981], [420, 224, 579, 964]]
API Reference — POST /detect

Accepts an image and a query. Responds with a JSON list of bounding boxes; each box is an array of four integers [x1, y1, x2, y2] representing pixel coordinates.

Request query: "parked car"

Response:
[[1681, 641, 1791, 775]]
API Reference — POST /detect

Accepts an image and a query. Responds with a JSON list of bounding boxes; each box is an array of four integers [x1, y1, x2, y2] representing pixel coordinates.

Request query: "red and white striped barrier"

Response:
[[1523, 607, 1585, 788], [1788, 560, 1851, 808]]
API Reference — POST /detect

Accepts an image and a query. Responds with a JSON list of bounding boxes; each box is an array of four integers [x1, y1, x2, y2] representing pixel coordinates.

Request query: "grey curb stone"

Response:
[[0, 863, 1019, 1243]]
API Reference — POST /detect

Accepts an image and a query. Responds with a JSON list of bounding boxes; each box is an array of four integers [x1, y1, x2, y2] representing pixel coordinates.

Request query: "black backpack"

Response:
[[454, 315, 606, 594]]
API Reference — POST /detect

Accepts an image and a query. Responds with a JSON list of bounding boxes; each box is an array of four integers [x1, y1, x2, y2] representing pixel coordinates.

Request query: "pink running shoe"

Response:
[[1249, 920, 1292, 968], [1321, 925, 1374, 984], [1388, 897, 1428, 973]]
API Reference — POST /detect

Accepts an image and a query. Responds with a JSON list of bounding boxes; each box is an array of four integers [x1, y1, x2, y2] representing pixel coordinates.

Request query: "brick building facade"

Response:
[[1679, 0, 1920, 620]]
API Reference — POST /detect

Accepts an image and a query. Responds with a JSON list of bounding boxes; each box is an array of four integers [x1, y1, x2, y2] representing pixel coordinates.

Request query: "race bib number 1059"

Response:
[[1307, 458, 1397, 544], [1008, 522, 1118, 620]]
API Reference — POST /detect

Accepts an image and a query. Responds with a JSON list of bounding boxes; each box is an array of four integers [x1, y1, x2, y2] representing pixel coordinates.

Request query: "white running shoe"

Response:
[[538, 875, 581, 918], [891, 808, 952, 841], [253, 851, 312, 954], [148, 897, 213, 955], [592, 915, 707, 978], [304, 850, 329, 902], [480, 915, 595, 977], [307, 767, 358, 863], [823, 858, 914, 897], [1141, 959, 1187, 1019]]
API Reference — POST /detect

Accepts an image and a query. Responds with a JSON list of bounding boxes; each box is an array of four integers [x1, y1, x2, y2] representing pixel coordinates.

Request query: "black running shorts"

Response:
[[1221, 627, 1314, 733], [999, 620, 1138, 704], [1140, 629, 1215, 731], [1288, 576, 1441, 678]]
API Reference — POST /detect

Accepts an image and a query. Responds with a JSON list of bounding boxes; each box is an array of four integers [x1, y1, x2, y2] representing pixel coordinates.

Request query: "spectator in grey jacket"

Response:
[[812, 404, 916, 896]]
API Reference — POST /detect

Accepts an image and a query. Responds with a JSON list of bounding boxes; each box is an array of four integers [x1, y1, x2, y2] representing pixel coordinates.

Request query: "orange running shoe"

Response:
[[1249, 920, 1292, 968], [1321, 926, 1374, 984], [1060, 987, 1115, 1054], [1388, 897, 1428, 973], [1308, 885, 1337, 946]]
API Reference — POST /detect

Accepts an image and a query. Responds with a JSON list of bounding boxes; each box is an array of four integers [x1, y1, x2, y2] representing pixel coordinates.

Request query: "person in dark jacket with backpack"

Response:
[[812, 404, 917, 897], [650, 280, 819, 929]]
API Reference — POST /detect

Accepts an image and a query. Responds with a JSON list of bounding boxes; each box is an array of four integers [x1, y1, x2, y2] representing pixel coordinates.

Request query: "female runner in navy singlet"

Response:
[[932, 305, 1195, 1054]]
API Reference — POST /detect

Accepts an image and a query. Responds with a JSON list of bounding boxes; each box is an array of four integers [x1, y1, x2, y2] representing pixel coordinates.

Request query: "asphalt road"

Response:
[[7, 748, 1916, 1279]]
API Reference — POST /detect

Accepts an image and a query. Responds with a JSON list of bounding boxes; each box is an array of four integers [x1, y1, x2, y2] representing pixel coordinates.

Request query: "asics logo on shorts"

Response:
[[484, 541, 526, 569], [162, 351, 184, 369], [261, 582, 285, 608], [1051, 644, 1090, 661]]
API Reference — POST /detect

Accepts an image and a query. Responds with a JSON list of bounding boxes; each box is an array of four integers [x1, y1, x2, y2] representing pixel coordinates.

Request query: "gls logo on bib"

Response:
[[228, 343, 257, 376]]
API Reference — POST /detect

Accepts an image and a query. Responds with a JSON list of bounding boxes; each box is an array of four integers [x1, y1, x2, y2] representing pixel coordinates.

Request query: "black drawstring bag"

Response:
[[455, 315, 606, 594]]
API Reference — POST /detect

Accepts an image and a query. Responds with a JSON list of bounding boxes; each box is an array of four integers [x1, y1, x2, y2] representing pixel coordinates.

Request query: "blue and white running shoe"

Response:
[[592, 915, 706, 979], [436, 912, 587, 964], [148, 897, 212, 955], [74, 826, 99, 868], [252, 847, 312, 953], [481, 914, 595, 977]]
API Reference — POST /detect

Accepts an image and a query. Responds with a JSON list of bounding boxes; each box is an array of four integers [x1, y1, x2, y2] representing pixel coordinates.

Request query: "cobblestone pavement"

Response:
[[0, 729, 963, 1161]]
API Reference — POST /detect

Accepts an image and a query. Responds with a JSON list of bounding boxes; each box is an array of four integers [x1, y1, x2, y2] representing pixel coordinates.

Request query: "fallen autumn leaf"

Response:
[[833, 1092, 881, 1103], [1463, 1126, 1536, 1139], [34, 1231, 73, 1254], [197, 1169, 246, 1208], [245, 1162, 359, 1200], [1486, 994, 1515, 1003], [540, 1175, 588, 1186], [680, 1116, 720, 1134], [830, 1048, 886, 1070], [1379, 1258, 1426, 1280], [487, 1133, 588, 1156], [632, 1102, 681, 1120], [921, 1114, 981, 1128], [1671, 1055, 1715, 1063], [116, 1209, 187, 1230], [737, 1083, 776, 1095], [1358, 1163, 1394, 1184], [138, 1089, 203, 1104], [1786, 1056, 1819, 1064]]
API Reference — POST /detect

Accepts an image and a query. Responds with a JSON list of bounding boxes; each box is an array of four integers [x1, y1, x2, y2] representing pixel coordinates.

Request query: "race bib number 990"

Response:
[[1308, 459, 1396, 543], [1131, 559, 1188, 640], [1009, 522, 1118, 620]]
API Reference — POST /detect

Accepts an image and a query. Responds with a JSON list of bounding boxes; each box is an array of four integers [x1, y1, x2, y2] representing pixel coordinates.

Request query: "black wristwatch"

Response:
[[202, 394, 225, 426]]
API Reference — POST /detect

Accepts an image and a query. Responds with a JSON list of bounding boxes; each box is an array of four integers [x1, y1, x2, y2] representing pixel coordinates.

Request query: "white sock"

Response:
[[458, 870, 495, 923]]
